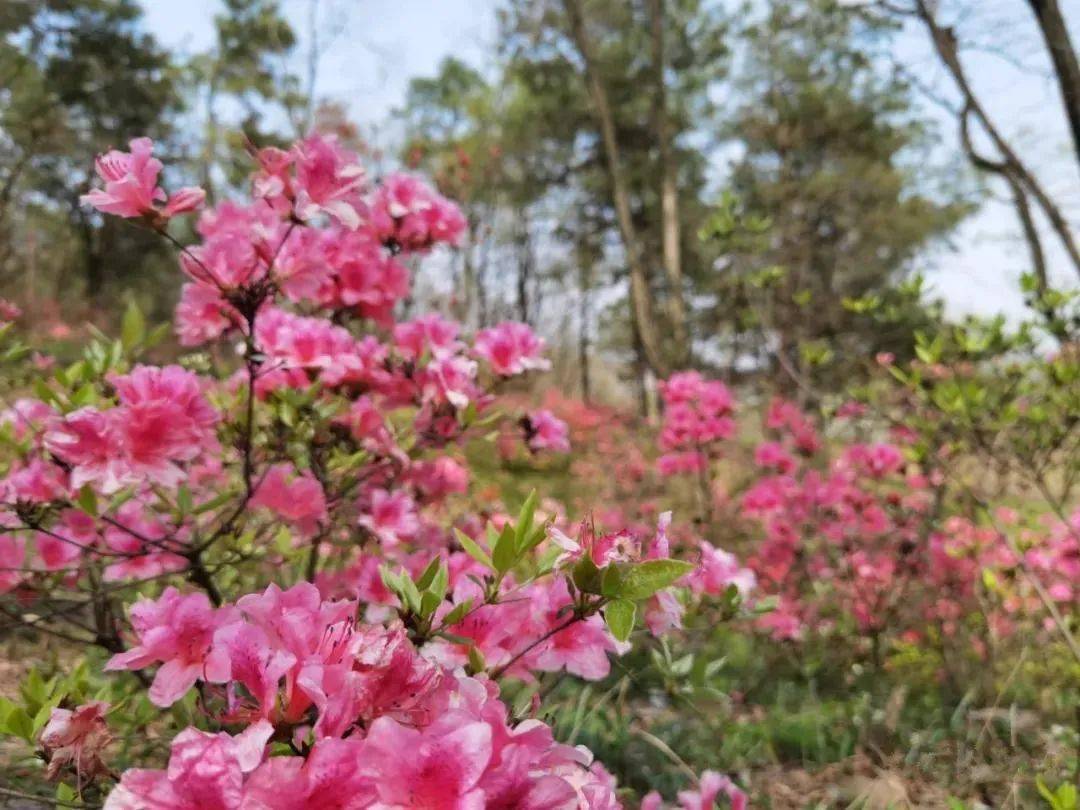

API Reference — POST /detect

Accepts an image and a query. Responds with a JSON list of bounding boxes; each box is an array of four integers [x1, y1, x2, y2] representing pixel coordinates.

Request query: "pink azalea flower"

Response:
[[40, 701, 112, 781], [368, 172, 467, 252], [35, 509, 96, 572], [242, 739, 373, 809], [255, 306, 383, 389], [81, 137, 165, 217], [46, 366, 217, 494], [754, 441, 796, 474], [104, 721, 272, 810], [213, 622, 296, 720], [250, 464, 328, 536], [0, 532, 26, 593], [357, 488, 420, 547], [690, 541, 756, 599], [547, 521, 640, 570], [292, 134, 367, 229], [102, 501, 187, 581], [676, 771, 747, 810], [473, 322, 550, 377], [0, 297, 22, 322], [81, 137, 204, 220], [524, 410, 570, 453], [408, 457, 469, 503], [340, 396, 395, 453], [105, 588, 238, 706], [524, 581, 625, 680], [360, 716, 492, 809], [298, 625, 442, 738], [175, 283, 239, 346], [1, 458, 69, 504], [0, 397, 57, 442], [394, 313, 463, 360], [235, 582, 354, 665], [419, 354, 480, 410]]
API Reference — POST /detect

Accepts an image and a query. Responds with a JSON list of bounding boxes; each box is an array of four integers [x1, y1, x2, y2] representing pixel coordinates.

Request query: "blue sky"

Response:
[[139, 0, 1080, 322]]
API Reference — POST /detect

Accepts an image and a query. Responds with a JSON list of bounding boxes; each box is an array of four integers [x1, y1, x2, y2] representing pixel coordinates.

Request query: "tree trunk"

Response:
[[578, 262, 592, 403], [1027, 0, 1080, 169], [461, 219, 478, 326], [516, 215, 532, 325], [648, 0, 689, 367], [562, 0, 668, 377]]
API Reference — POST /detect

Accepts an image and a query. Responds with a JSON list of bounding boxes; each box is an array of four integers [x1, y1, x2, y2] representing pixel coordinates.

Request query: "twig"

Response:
[[0, 786, 100, 809]]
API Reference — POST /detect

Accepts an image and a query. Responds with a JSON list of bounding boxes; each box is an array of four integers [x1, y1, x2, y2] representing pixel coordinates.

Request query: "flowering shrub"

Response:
[[652, 359, 1079, 674], [0, 135, 750, 808]]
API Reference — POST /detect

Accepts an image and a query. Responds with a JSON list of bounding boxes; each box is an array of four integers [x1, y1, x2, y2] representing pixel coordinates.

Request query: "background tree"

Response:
[[702, 0, 970, 393], [0, 0, 182, 308], [192, 0, 304, 197]]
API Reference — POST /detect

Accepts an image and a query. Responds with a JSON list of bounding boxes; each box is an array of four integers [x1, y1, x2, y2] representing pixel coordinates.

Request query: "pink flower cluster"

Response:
[[474, 322, 551, 377], [41, 365, 218, 494], [738, 399, 935, 638], [1, 135, 725, 808], [643, 770, 748, 810], [81, 137, 205, 220], [656, 372, 735, 476], [103, 582, 622, 809]]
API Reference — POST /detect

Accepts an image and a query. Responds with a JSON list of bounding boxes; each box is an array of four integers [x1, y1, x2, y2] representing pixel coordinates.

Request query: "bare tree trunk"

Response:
[[562, 0, 668, 377], [914, 0, 1080, 281], [1027, 0, 1080, 168], [516, 215, 532, 325], [202, 73, 219, 202], [648, 0, 689, 367], [461, 219, 479, 326], [578, 261, 592, 403], [476, 220, 491, 328]]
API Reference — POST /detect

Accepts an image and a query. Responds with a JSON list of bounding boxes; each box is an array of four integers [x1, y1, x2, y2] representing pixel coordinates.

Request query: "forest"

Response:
[[0, 0, 1078, 807]]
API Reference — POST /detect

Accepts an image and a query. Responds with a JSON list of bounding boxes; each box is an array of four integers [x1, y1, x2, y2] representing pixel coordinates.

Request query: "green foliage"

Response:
[[0, 0, 182, 304], [1038, 778, 1079, 810], [698, 0, 971, 389]]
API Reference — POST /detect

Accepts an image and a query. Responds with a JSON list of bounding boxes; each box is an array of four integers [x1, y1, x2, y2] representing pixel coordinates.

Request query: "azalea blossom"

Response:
[[81, 137, 204, 220], [473, 322, 550, 377], [524, 409, 571, 453], [39, 701, 112, 782], [105, 588, 237, 706]]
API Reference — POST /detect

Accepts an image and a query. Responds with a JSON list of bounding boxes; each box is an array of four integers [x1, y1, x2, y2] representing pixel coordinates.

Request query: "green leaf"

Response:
[[177, 484, 193, 515], [379, 566, 402, 596], [604, 599, 635, 642], [194, 489, 238, 515], [121, 298, 146, 350], [430, 564, 449, 602], [619, 559, 694, 601], [571, 555, 602, 594], [466, 645, 486, 675], [398, 570, 422, 614], [420, 591, 442, 619], [415, 558, 441, 591], [56, 782, 78, 804], [441, 599, 473, 627], [0, 696, 15, 731], [76, 485, 98, 515], [453, 528, 493, 569], [492, 523, 518, 575], [600, 564, 624, 598], [520, 525, 547, 555], [514, 490, 538, 552], [5, 706, 33, 741], [21, 667, 48, 709]]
